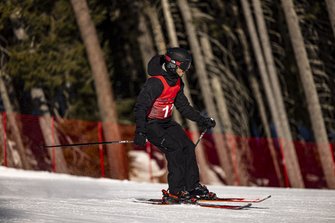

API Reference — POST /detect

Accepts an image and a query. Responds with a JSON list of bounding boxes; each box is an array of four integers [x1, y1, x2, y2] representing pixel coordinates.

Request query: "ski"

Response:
[[199, 195, 271, 203], [135, 194, 270, 204], [197, 202, 252, 210], [133, 198, 252, 210]]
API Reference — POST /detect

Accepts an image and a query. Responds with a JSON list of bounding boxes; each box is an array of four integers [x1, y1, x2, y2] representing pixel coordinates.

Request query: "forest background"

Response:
[[0, 0, 334, 189]]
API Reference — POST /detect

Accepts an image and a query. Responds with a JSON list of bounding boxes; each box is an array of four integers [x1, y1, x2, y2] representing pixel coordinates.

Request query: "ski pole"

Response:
[[194, 128, 207, 148], [42, 140, 134, 148], [43, 129, 206, 149]]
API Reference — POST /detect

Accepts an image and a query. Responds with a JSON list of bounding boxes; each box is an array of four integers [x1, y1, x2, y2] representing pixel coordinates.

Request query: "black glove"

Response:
[[134, 132, 147, 147], [199, 117, 216, 130]]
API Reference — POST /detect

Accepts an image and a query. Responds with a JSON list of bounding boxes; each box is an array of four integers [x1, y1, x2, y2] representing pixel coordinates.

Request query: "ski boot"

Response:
[[188, 184, 217, 200], [162, 189, 197, 204]]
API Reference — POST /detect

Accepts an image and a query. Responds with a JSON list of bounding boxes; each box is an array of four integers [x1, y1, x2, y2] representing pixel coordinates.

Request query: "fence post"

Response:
[[3, 112, 7, 167], [98, 122, 105, 177], [51, 116, 56, 172], [278, 138, 290, 187], [228, 133, 240, 186]]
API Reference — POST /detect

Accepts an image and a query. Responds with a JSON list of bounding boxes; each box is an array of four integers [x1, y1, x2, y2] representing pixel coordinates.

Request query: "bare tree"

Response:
[[233, 7, 284, 186], [325, 0, 335, 36], [0, 112, 17, 168], [31, 88, 68, 173], [252, 0, 292, 186], [161, 0, 179, 47], [70, 0, 128, 179], [137, 9, 156, 73], [200, 33, 250, 186], [281, 0, 335, 188], [241, 0, 304, 187], [144, 2, 166, 54], [0, 73, 30, 169], [0, 113, 4, 164], [177, 0, 236, 185]]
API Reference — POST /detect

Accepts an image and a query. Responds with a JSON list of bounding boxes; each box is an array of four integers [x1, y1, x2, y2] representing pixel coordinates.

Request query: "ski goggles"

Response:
[[165, 55, 191, 71]]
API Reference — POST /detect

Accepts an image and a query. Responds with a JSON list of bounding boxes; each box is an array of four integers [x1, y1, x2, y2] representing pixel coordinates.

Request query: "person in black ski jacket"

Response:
[[133, 47, 216, 203]]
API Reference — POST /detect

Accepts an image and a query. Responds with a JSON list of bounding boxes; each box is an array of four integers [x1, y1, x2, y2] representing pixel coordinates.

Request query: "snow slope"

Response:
[[0, 167, 334, 223]]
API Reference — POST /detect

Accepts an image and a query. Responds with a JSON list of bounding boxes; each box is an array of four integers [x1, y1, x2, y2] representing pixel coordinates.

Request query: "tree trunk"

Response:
[[0, 113, 15, 167], [137, 11, 156, 74], [236, 23, 285, 186], [0, 113, 4, 165], [31, 88, 68, 173], [70, 0, 128, 179], [253, 0, 292, 187], [281, 0, 335, 188], [241, 0, 304, 187], [177, 0, 236, 185], [144, 2, 166, 54], [160, 0, 217, 184], [325, 0, 335, 36], [0, 73, 31, 169], [161, 0, 179, 47], [200, 33, 249, 186]]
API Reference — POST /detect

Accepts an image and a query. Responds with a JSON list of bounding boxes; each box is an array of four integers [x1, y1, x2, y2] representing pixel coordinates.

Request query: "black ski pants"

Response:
[[146, 119, 200, 194]]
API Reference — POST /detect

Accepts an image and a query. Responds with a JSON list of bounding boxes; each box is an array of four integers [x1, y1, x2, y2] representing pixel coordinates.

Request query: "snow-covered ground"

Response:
[[0, 167, 334, 223]]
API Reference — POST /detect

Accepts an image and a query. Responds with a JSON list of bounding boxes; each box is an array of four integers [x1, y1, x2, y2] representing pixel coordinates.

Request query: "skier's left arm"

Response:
[[174, 86, 216, 130]]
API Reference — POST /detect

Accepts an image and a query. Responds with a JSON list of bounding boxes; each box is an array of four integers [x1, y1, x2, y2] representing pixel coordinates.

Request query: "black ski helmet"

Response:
[[164, 47, 192, 74]]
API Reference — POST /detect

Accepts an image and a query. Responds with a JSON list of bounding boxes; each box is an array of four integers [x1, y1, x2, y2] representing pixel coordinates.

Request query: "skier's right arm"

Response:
[[133, 78, 163, 146]]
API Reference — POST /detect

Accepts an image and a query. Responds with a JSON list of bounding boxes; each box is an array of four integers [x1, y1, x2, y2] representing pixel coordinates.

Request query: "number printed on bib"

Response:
[[147, 76, 180, 119], [162, 104, 174, 118]]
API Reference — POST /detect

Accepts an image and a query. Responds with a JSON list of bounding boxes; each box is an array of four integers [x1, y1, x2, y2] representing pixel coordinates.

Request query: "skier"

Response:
[[133, 47, 216, 203]]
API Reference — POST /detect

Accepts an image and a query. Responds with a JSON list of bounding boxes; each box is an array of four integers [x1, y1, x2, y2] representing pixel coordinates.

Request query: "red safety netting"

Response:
[[0, 112, 334, 188]]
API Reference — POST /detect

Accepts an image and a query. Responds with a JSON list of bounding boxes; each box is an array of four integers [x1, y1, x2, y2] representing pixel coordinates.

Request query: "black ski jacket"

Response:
[[134, 55, 204, 134]]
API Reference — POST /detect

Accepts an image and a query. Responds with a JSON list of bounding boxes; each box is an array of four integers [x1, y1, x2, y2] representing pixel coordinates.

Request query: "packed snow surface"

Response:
[[0, 167, 334, 223]]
